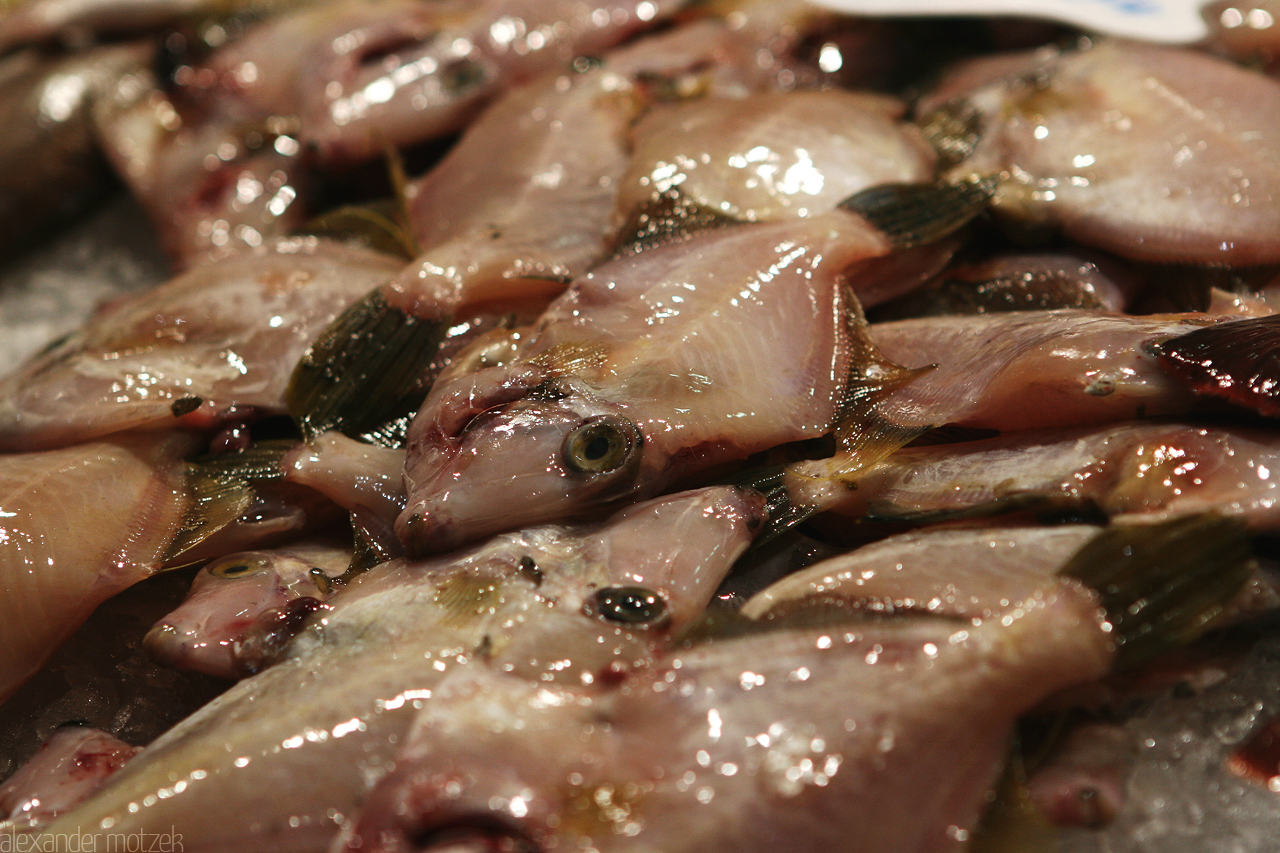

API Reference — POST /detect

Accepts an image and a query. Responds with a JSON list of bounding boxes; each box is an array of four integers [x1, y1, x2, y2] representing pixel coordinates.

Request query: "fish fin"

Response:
[[163, 439, 297, 563], [286, 289, 446, 446], [431, 572, 506, 628], [918, 98, 985, 168], [840, 175, 998, 248], [727, 465, 820, 546], [1058, 513, 1254, 671], [299, 201, 419, 260], [1150, 315, 1280, 418], [611, 188, 736, 257], [968, 738, 1060, 853], [525, 342, 611, 377], [801, 288, 935, 483]]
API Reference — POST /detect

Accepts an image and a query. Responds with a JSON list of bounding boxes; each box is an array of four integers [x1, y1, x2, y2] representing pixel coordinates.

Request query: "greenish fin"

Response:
[[1058, 513, 1254, 671], [286, 289, 446, 446], [840, 176, 998, 248], [162, 440, 292, 564]]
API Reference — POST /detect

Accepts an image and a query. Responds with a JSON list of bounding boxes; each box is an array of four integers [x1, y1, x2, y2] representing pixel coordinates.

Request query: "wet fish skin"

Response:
[[0, 432, 201, 704], [0, 238, 403, 452], [29, 487, 762, 853], [939, 39, 1280, 265], [144, 541, 351, 680], [397, 208, 890, 554], [864, 310, 1212, 434], [0, 43, 149, 260], [341, 573, 1115, 853], [0, 726, 138, 827], [793, 421, 1280, 528]]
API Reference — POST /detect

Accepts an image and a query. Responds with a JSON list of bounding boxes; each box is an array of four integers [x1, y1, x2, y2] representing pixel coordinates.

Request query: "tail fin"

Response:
[[1058, 513, 1254, 671]]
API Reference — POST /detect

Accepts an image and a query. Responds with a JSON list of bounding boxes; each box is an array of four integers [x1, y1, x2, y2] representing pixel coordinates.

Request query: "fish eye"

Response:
[[562, 416, 640, 474], [206, 556, 270, 580], [586, 586, 668, 627]]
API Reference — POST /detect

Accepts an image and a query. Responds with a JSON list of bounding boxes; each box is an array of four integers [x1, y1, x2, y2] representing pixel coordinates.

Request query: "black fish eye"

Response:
[[586, 586, 668, 627], [207, 556, 268, 579], [562, 416, 639, 474]]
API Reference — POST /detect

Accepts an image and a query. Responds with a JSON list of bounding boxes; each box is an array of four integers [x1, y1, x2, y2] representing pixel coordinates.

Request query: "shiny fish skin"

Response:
[[618, 89, 936, 225], [0, 238, 402, 452], [397, 208, 891, 554], [28, 487, 762, 853], [0, 432, 199, 704], [865, 310, 1211, 433], [0, 726, 138, 827], [341, 569, 1114, 853], [796, 421, 1280, 528], [942, 39, 1280, 265]]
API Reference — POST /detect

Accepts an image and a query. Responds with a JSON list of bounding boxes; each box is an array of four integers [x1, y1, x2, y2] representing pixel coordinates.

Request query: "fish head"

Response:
[[489, 485, 766, 686], [399, 376, 650, 556], [144, 550, 338, 679]]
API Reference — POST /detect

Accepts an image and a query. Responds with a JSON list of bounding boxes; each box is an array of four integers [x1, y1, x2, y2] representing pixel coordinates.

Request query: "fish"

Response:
[[789, 420, 1280, 529], [394, 205, 897, 555], [0, 431, 252, 703], [26, 486, 764, 853], [144, 540, 351, 680], [199, 0, 688, 166], [0, 42, 150, 260], [873, 251, 1139, 318], [0, 725, 138, 827], [287, 17, 797, 441], [0, 237, 403, 452], [337, 515, 1249, 853], [0, 0, 296, 53], [862, 310, 1213, 433], [929, 38, 1280, 265]]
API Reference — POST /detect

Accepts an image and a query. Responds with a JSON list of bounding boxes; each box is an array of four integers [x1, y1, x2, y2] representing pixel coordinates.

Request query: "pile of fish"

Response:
[[6, 0, 1280, 850]]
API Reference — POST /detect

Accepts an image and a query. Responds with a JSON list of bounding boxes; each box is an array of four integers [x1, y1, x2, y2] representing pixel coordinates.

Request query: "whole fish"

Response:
[[27, 486, 763, 853], [930, 39, 1280, 265], [0, 237, 403, 452], [395, 205, 898, 554], [144, 540, 351, 680], [338, 516, 1248, 853]]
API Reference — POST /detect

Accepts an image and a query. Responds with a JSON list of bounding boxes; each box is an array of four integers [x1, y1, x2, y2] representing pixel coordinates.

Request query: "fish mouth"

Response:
[[409, 816, 542, 853]]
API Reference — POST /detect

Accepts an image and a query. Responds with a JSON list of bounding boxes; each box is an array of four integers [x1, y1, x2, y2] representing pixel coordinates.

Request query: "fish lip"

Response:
[[407, 815, 543, 853]]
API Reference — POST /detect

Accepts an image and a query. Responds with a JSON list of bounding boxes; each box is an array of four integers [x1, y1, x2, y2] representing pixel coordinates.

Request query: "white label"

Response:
[[803, 0, 1211, 43]]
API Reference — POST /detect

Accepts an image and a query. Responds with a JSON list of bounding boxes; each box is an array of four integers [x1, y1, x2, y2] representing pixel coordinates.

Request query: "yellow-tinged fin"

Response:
[[968, 741, 1060, 853], [287, 289, 446, 446], [525, 342, 611, 377], [1058, 513, 1254, 671], [431, 572, 507, 629], [163, 439, 295, 563], [918, 98, 986, 169]]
